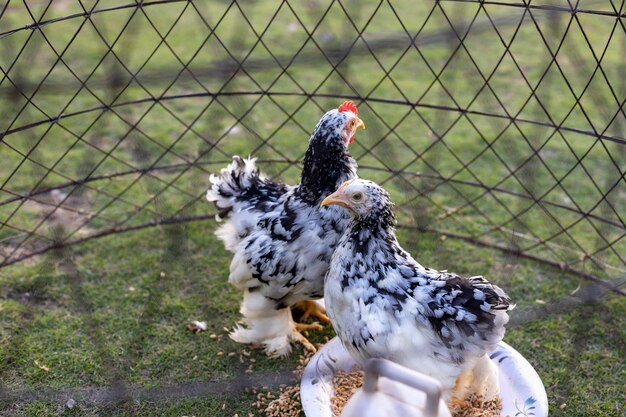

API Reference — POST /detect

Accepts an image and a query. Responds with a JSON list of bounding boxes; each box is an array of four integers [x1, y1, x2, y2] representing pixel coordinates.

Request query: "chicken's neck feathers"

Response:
[[299, 139, 356, 203], [345, 216, 409, 263], [334, 220, 421, 292]]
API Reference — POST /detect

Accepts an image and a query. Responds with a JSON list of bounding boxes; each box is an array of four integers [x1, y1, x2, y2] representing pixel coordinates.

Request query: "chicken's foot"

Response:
[[294, 322, 324, 332], [292, 300, 330, 324], [449, 367, 474, 406], [290, 327, 318, 353]]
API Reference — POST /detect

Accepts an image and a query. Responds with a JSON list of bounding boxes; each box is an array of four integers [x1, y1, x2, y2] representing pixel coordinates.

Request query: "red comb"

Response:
[[338, 100, 358, 115]]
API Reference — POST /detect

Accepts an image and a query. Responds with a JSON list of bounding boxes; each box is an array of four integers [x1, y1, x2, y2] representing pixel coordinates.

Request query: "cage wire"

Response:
[[0, 0, 625, 409]]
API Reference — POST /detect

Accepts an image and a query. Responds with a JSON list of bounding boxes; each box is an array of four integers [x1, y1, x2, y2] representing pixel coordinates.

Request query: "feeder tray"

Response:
[[301, 337, 548, 417]]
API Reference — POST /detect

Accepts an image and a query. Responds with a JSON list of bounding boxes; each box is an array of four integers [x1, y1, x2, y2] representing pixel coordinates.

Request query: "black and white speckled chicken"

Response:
[[321, 179, 514, 402], [207, 102, 364, 357]]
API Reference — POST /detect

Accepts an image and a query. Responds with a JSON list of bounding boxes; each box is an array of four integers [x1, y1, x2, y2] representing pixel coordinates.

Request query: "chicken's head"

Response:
[[321, 178, 395, 226], [311, 101, 365, 147]]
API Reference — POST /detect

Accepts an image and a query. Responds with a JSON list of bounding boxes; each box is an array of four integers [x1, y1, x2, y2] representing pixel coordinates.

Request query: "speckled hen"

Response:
[[321, 179, 514, 402], [207, 102, 364, 357]]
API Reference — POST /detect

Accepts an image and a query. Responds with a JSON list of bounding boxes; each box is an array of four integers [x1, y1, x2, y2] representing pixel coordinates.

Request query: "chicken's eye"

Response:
[[349, 119, 356, 129], [351, 192, 363, 203]]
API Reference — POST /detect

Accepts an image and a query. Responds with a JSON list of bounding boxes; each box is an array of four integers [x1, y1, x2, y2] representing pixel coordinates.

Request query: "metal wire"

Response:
[[0, 0, 625, 410], [1, 1, 623, 268]]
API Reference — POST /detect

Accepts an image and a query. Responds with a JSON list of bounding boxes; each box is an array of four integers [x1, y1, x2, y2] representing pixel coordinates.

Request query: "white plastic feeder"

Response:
[[341, 358, 451, 417], [301, 337, 548, 417]]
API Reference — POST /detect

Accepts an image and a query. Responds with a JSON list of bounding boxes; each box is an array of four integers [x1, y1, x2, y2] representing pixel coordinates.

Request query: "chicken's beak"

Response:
[[320, 193, 350, 209], [347, 117, 365, 145], [321, 181, 351, 209]]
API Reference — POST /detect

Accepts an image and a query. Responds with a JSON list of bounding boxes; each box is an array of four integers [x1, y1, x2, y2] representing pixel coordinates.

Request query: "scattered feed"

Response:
[[253, 349, 316, 417]]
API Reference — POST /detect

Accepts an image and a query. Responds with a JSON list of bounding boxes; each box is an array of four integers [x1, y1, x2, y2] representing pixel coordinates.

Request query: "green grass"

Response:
[[1, 0, 625, 415], [0, 224, 624, 416]]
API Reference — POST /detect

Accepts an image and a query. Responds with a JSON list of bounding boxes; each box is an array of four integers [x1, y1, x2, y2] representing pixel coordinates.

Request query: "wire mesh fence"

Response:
[[0, 0, 625, 413]]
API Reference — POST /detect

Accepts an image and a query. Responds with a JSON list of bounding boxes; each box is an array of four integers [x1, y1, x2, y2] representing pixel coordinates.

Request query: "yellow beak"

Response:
[[355, 117, 365, 130], [321, 181, 352, 208], [320, 193, 350, 209]]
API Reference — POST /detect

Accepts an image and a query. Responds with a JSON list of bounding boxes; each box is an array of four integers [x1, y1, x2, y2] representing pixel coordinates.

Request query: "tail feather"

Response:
[[468, 275, 515, 311], [207, 155, 288, 220], [206, 156, 262, 219]]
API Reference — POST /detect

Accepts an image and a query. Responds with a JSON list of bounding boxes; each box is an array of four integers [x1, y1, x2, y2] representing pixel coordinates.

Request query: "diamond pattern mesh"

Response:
[[1, 0, 624, 291]]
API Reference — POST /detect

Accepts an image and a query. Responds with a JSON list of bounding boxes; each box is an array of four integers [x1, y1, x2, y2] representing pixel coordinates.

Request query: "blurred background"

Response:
[[0, 1, 624, 416]]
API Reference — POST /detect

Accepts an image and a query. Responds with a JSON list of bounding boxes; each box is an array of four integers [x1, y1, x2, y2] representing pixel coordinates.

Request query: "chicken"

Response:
[[206, 101, 365, 357], [321, 179, 514, 403]]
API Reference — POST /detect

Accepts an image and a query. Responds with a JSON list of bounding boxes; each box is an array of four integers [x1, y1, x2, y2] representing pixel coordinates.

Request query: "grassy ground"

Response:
[[0, 222, 624, 416], [1, 0, 625, 416]]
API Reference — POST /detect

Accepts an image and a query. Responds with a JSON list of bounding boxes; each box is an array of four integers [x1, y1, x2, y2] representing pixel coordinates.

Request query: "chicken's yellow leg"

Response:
[[288, 300, 330, 353], [294, 322, 324, 332], [449, 368, 474, 407], [292, 300, 331, 324], [290, 326, 318, 353]]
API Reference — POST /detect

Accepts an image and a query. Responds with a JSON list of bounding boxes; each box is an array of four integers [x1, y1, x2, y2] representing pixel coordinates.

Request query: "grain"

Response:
[[330, 369, 364, 417], [449, 394, 503, 417], [257, 385, 303, 417], [254, 348, 502, 417], [253, 350, 316, 417]]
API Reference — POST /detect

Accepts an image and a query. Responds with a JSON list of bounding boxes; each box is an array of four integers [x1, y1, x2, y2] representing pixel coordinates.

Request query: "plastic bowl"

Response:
[[301, 337, 548, 417]]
